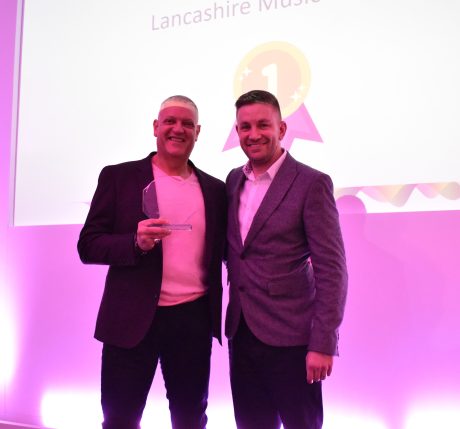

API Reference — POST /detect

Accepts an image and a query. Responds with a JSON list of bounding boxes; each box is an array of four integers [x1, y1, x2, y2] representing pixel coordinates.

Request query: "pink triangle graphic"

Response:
[[222, 104, 322, 151]]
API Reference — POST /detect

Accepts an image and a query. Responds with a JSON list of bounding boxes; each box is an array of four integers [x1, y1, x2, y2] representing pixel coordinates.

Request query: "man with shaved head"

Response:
[[78, 95, 226, 429]]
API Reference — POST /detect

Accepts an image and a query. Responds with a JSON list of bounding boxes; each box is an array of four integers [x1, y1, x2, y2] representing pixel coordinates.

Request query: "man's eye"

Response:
[[164, 119, 175, 124], [183, 122, 194, 128]]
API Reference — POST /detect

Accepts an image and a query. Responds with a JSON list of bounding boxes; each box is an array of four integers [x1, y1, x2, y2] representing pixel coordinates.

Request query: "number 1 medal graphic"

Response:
[[223, 41, 322, 151]]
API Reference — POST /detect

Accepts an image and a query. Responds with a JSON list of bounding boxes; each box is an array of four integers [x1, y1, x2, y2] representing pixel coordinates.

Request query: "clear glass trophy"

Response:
[[142, 180, 192, 230]]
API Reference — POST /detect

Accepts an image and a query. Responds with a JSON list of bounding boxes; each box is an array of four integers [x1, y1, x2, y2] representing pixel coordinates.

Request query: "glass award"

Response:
[[142, 180, 192, 231]]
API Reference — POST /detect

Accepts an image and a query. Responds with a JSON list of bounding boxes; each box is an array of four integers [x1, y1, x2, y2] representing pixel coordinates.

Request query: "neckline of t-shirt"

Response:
[[152, 163, 196, 183]]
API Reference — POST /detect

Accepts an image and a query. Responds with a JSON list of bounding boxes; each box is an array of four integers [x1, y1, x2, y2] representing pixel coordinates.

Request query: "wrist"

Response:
[[134, 233, 149, 256]]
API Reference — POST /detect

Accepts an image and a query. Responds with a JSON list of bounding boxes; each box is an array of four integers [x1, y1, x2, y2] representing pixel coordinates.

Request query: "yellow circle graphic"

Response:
[[234, 41, 311, 117]]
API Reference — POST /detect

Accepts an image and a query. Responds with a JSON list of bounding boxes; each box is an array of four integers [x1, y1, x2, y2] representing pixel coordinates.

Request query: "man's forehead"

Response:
[[160, 100, 197, 115], [237, 103, 280, 120], [158, 104, 198, 124]]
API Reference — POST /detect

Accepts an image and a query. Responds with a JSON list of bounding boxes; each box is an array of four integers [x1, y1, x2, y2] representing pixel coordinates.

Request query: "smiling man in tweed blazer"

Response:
[[225, 90, 348, 429]]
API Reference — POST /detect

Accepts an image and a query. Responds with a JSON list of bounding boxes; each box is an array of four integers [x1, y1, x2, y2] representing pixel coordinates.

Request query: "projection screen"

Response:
[[12, 0, 460, 225]]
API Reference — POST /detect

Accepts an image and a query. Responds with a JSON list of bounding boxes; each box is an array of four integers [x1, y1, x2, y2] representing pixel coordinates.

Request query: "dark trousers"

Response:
[[229, 316, 323, 429], [101, 295, 212, 429]]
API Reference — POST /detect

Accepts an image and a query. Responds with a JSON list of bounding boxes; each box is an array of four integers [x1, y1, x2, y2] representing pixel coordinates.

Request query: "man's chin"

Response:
[[172, 150, 194, 161], [244, 148, 264, 159], [248, 155, 268, 165]]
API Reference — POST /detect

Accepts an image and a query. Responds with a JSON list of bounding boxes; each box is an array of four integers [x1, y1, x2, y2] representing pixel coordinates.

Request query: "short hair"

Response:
[[160, 95, 199, 117], [235, 90, 282, 117]]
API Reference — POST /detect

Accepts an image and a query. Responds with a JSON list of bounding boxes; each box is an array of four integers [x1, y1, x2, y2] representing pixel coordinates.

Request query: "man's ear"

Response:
[[279, 120, 287, 140], [195, 124, 201, 141], [153, 119, 158, 137]]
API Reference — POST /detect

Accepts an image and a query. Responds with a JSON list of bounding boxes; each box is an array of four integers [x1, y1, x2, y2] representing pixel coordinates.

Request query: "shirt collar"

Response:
[[242, 149, 287, 181]]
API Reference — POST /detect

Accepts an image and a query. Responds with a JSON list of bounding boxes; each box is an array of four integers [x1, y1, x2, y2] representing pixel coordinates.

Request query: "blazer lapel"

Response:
[[136, 152, 155, 186], [193, 162, 221, 269], [229, 170, 247, 249], [195, 166, 212, 244], [135, 152, 155, 219], [243, 154, 298, 250]]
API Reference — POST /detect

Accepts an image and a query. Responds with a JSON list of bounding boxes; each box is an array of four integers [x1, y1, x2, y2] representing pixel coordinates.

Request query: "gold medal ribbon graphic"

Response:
[[224, 41, 322, 151]]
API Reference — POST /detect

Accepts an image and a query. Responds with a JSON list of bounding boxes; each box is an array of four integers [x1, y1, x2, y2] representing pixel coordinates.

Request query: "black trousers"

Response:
[[101, 295, 212, 429], [229, 316, 323, 429]]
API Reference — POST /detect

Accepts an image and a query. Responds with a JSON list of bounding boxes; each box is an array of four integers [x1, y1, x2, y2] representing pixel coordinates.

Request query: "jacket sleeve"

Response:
[[77, 165, 142, 267], [303, 173, 348, 355]]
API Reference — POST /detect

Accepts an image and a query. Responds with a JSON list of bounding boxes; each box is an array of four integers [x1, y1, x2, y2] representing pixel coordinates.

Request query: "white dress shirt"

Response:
[[238, 150, 287, 243]]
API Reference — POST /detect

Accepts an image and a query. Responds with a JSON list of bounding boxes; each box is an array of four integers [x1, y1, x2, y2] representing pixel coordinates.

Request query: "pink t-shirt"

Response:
[[153, 164, 207, 306]]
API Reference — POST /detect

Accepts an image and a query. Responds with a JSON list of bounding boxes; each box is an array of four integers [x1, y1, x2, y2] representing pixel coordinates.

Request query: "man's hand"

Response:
[[306, 351, 333, 384], [136, 218, 171, 251]]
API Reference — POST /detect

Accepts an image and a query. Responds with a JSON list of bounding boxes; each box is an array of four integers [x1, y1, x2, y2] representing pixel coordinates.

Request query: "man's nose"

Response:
[[248, 128, 261, 140], [172, 121, 185, 132]]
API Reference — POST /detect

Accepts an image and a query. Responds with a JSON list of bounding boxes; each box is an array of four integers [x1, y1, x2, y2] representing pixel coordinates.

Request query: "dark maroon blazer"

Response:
[[78, 152, 227, 348]]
